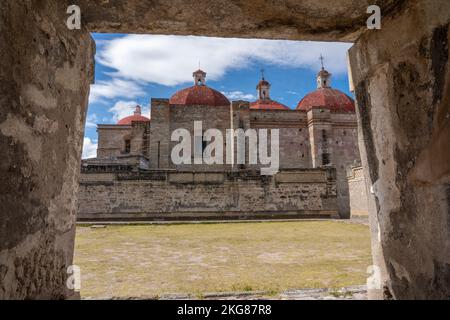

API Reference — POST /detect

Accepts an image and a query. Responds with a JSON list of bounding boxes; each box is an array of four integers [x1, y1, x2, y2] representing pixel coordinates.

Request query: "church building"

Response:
[[79, 65, 364, 221]]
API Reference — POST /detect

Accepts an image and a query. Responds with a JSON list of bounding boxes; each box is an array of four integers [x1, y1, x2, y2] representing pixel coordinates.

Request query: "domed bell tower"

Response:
[[257, 70, 271, 100], [134, 104, 142, 116], [193, 69, 206, 86], [317, 55, 332, 89]]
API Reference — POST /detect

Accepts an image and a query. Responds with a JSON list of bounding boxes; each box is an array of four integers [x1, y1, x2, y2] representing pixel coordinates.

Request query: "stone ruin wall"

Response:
[[77, 169, 338, 221], [97, 125, 133, 158]]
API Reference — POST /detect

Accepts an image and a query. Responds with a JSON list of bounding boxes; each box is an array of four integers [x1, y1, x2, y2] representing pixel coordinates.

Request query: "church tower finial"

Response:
[[317, 55, 331, 89], [193, 69, 206, 86], [256, 70, 271, 100], [134, 104, 142, 116]]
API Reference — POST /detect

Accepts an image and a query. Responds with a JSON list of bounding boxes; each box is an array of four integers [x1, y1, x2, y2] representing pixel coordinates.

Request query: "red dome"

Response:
[[169, 85, 230, 106], [250, 99, 289, 110], [117, 114, 150, 125], [296, 88, 355, 113], [117, 105, 150, 125]]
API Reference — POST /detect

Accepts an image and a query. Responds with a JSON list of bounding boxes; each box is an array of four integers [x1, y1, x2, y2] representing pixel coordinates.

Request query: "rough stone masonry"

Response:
[[78, 169, 338, 221], [0, 0, 449, 300]]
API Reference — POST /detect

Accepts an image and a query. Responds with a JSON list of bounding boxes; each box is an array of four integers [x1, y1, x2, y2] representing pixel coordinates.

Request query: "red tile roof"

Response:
[[250, 99, 289, 110], [117, 114, 150, 125], [296, 88, 355, 113], [117, 106, 150, 125]]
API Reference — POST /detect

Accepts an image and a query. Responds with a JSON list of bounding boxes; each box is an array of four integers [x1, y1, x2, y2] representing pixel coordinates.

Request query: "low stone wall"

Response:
[[77, 169, 338, 221], [347, 166, 369, 216]]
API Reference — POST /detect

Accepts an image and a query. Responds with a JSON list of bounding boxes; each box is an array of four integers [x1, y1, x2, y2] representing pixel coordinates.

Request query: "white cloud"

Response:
[[96, 35, 352, 87], [85, 113, 98, 128], [108, 100, 151, 123], [82, 137, 97, 159], [221, 91, 256, 101], [89, 78, 146, 103]]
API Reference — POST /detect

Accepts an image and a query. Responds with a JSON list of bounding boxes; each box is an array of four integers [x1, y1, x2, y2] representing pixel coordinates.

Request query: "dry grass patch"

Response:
[[74, 221, 371, 298]]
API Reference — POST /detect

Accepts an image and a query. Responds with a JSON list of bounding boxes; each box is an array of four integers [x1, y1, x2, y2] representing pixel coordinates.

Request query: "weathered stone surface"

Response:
[[347, 166, 369, 216], [77, 0, 405, 42], [1, 0, 449, 300], [77, 169, 338, 220], [349, 0, 450, 299]]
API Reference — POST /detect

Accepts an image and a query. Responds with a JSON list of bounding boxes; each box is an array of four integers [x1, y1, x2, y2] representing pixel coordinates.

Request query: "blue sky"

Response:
[[83, 33, 353, 158]]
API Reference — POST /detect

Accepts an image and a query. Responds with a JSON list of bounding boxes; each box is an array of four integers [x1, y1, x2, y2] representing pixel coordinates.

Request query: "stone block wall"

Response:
[[77, 168, 338, 221], [168, 104, 232, 171], [249, 110, 312, 169], [306, 109, 361, 218], [97, 125, 132, 159], [149, 99, 171, 168], [330, 113, 360, 218]]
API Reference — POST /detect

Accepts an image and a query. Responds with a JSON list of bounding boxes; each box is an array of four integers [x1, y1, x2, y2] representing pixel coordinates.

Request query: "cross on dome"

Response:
[[319, 54, 325, 70], [317, 55, 331, 89]]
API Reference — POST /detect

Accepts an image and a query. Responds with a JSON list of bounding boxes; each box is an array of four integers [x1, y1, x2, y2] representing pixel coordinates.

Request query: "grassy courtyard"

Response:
[[74, 221, 371, 298]]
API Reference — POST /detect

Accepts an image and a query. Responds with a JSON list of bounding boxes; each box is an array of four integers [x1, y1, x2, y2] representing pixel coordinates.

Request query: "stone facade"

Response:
[[80, 70, 361, 219]]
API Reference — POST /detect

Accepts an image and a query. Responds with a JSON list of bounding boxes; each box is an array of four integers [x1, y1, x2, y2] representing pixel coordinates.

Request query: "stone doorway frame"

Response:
[[0, 0, 449, 300]]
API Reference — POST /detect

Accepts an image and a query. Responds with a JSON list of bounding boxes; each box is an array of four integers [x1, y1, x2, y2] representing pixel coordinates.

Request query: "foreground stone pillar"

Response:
[[0, 1, 94, 299], [349, 0, 450, 299]]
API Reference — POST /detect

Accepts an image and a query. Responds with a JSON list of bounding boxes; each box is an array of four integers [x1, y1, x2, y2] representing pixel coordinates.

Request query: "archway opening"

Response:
[[74, 33, 372, 299]]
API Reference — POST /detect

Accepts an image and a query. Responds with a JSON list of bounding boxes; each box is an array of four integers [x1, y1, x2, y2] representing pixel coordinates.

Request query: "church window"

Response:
[[322, 153, 330, 166], [321, 130, 330, 166], [124, 139, 131, 153]]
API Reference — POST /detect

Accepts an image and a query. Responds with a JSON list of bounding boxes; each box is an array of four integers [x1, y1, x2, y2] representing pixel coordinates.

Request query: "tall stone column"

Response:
[[149, 99, 171, 169], [349, 0, 450, 299], [0, 1, 94, 299]]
